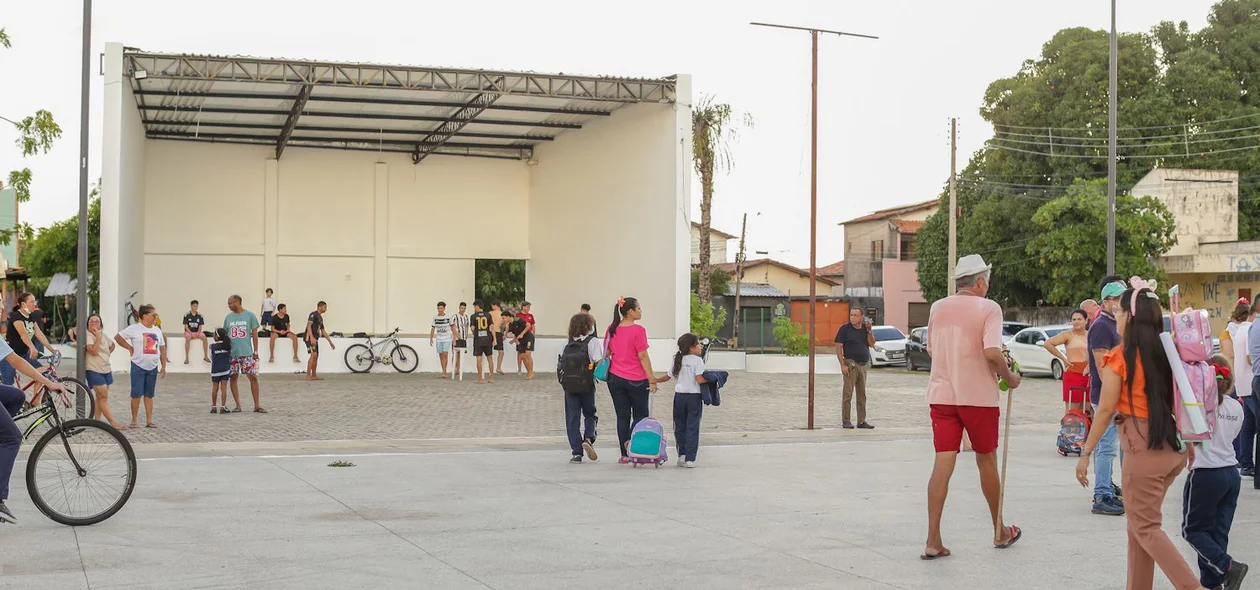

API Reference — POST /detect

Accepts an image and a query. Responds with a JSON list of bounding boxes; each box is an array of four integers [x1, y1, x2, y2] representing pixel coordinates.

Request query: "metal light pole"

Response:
[[1106, 0, 1117, 275], [76, 0, 92, 382], [731, 212, 748, 349], [751, 22, 877, 430]]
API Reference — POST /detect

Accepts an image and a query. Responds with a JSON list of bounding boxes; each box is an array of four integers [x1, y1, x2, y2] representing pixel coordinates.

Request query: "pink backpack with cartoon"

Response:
[[1166, 285, 1218, 445]]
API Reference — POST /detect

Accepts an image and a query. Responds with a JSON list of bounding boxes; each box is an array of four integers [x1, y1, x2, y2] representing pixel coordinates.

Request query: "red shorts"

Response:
[[1062, 370, 1089, 403], [930, 404, 1000, 454]]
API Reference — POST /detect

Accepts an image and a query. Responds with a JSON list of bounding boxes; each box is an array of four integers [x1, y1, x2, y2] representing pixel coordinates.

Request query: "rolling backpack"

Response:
[[1166, 286, 1218, 445], [557, 335, 595, 394], [1056, 407, 1091, 457], [626, 417, 668, 467]]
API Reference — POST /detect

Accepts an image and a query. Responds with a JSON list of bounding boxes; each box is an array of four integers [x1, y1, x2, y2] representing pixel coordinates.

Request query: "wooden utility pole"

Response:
[[751, 21, 877, 431], [948, 118, 958, 295], [732, 213, 748, 348]]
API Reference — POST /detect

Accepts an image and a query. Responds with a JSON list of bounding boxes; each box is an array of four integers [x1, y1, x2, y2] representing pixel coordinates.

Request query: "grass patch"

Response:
[[327, 460, 356, 468]]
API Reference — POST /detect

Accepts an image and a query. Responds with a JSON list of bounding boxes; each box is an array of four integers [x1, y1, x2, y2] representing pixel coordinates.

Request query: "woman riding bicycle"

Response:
[[0, 334, 66, 523], [1, 292, 55, 386]]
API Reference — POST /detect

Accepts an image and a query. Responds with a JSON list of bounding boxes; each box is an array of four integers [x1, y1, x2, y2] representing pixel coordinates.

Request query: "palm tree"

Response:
[[692, 95, 751, 302]]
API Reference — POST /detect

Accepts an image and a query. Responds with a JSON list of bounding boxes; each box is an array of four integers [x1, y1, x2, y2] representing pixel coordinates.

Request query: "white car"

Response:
[[868, 325, 909, 367], [1005, 325, 1072, 379]]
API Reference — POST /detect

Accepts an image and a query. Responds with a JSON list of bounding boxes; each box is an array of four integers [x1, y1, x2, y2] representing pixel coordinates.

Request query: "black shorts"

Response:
[[473, 345, 494, 357], [517, 333, 535, 353], [306, 339, 319, 354], [494, 332, 504, 351]]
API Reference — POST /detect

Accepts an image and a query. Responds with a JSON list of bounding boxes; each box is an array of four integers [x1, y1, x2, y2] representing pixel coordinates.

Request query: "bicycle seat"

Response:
[[351, 332, 369, 339]]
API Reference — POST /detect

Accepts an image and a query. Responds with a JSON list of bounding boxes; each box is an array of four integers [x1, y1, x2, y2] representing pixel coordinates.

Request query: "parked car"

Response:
[[1002, 321, 1030, 345], [906, 327, 931, 372], [868, 325, 909, 367], [1006, 325, 1072, 379]]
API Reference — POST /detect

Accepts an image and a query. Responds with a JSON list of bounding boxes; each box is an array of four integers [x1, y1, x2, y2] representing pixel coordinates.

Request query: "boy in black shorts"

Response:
[[469, 301, 495, 384]]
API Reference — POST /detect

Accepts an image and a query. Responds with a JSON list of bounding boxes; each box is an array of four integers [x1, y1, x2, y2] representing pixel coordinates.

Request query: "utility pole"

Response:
[[75, 0, 92, 384], [752, 21, 877, 431], [948, 118, 958, 295], [732, 213, 748, 348], [1106, 0, 1118, 275]]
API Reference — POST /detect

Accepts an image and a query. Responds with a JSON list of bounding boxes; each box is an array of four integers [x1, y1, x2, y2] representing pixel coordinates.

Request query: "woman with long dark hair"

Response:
[[1044, 308, 1091, 413], [604, 297, 669, 464], [1, 292, 53, 386], [1075, 282, 1208, 590]]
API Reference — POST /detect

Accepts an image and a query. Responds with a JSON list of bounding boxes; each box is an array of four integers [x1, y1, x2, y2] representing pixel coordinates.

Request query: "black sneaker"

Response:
[[0, 501, 15, 524], [1225, 560, 1248, 590], [569, 455, 582, 464], [1092, 496, 1125, 516], [1241, 468, 1256, 478], [842, 421, 855, 429], [857, 422, 875, 430], [211, 407, 219, 414]]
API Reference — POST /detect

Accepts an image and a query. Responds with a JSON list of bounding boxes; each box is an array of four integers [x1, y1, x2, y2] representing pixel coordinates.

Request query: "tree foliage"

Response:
[[690, 267, 731, 297], [771, 316, 809, 356], [918, 1, 1260, 306], [689, 293, 727, 338], [21, 195, 100, 305], [474, 259, 525, 305], [0, 26, 61, 254], [692, 95, 751, 302]]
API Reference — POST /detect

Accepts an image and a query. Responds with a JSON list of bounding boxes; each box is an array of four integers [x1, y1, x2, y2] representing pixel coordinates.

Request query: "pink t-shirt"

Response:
[[607, 324, 649, 381], [925, 295, 1004, 408]]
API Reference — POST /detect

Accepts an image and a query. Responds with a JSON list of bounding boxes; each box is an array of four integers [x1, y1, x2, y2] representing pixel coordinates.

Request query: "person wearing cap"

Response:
[[922, 254, 1023, 560], [1086, 278, 1127, 516]]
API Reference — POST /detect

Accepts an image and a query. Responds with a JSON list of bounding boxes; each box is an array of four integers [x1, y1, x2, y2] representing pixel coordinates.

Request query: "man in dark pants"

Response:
[[834, 308, 876, 429], [1248, 302, 1260, 489]]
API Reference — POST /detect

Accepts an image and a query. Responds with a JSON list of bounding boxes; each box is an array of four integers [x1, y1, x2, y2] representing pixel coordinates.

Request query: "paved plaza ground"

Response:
[[5, 368, 1259, 589]]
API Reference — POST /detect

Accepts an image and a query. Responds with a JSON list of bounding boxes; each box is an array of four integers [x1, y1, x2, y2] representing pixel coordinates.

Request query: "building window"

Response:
[[871, 240, 884, 259], [900, 235, 917, 261]]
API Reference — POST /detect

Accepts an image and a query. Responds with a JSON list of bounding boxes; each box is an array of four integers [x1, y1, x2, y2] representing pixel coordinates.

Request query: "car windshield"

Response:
[[1045, 328, 1069, 338], [873, 327, 905, 341], [1003, 324, 1029, 336]]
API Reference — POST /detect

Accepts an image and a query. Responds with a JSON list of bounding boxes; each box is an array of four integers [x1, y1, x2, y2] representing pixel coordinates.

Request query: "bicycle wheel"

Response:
[[389, 344, 419, 373], [344, 344, 374, 373], [57, 377, 96, 420], [26, 419, 137, 526]]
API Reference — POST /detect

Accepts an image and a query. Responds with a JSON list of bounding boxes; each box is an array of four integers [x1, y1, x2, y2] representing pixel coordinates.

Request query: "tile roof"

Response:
[[839, 199, 939, 225], [711, 258, 839, 286], [817, 261, 845, 276], [892, 220, 925, 234]]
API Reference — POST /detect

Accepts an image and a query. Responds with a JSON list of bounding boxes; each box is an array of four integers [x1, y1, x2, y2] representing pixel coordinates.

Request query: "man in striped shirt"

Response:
[[452, 302, 471, 377]]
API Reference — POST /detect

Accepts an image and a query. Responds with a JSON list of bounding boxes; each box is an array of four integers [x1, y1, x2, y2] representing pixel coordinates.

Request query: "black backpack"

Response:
[[557, 335, 595, 394]]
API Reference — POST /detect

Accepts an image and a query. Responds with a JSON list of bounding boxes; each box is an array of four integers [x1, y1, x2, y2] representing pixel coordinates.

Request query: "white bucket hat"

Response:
[[954, 254, 992, 280]]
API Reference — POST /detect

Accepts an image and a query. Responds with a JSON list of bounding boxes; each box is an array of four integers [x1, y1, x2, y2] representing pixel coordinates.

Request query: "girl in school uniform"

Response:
[[1075, 281, 1210, 590], [671, 333, 708, 468]]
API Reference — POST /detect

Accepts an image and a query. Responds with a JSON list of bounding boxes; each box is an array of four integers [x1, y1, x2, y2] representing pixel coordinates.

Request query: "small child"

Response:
[[560, 313, 601, 463], [671, 333, 708, 468], [209, 328, 233, 414], [1181, 353, 1248, 590]]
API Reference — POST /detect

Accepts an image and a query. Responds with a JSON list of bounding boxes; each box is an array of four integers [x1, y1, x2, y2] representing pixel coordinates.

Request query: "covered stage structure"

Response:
[[100, 45, 692, 373]]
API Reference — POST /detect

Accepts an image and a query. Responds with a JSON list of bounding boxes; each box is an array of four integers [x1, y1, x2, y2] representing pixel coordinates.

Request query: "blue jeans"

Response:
[[1241, 391, 1258, 472], [673, 393, 703, 461], [1181, 466, 1241, 589], [608, 373, 650, 457], [130, 363, 158, 398], [0, 384, 25, 501], [564, 389, 598, 455], [1093, 404, 1120, 500], [0, 356, 41, 386]]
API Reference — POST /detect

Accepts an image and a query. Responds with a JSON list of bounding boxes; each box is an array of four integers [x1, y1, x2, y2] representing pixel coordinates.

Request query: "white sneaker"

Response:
[[683, 461, 696, 469], [677, 455, 687, 467]]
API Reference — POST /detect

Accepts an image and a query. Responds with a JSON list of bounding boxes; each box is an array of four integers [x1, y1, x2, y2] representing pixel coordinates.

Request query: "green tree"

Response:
[[689, 293, 727, 338], [690, 267, 731, 297], [0, 28, 62, 250], [771, 316, 809, 356], [918, 4, 1260, 304], [474, 259, 525, 305], [692, 96, 751, 302], [21, 194, 100, 305]]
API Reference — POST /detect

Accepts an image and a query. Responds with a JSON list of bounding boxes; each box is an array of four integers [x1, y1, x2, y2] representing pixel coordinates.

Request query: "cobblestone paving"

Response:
[[81, 367, 1072, 444]]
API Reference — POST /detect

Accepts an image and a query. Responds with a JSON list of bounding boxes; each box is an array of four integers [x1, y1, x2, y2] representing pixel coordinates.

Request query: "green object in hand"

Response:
[[999, 361, 1021, 392]]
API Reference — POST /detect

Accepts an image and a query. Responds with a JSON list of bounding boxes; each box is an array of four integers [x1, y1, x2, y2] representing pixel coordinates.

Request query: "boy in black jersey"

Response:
[[469, 301, 495, 385]]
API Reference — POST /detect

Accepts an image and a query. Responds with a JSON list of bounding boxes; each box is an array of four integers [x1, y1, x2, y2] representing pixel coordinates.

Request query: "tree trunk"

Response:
[[697, 162, 714, 302]]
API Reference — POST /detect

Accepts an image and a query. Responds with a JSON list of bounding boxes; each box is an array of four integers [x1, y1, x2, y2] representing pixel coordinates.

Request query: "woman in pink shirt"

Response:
[[604, 297, 670, 463]]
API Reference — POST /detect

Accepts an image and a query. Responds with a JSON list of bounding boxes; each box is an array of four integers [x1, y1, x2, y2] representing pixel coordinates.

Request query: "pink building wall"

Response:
[[882, 259, 924, 333]]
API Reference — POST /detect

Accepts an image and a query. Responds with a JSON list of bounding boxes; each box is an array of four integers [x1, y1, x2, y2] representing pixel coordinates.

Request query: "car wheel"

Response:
[[1051, 360, 1064, 381], [907, 357, 916, 372]]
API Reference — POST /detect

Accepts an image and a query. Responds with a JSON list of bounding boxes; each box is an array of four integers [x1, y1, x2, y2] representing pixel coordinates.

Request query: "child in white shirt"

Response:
[[1181, 354, 1248, 590], [671, 333, 708, 468]]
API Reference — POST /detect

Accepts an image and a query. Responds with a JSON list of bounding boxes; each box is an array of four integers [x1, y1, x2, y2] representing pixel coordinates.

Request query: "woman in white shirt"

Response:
[[670, 333, 709, 468]]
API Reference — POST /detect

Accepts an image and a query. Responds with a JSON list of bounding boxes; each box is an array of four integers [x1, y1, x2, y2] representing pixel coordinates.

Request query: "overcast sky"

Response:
[[0, 0, 1222, 268]]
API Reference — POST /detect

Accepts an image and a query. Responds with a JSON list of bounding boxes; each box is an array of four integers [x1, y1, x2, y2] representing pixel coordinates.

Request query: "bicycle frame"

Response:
[[14, 391, 67, 444], [360, 330, 401, 360]]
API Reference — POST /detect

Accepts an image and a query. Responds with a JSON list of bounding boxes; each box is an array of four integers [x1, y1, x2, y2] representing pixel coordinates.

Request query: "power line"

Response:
[[984, 140, 1260, 160], [991, 111, 1260, 133], [991, 130, 1260, 150], [993, 122, 1260, 142]]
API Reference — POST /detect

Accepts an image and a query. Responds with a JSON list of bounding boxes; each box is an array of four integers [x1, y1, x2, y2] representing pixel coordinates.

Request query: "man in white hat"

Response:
[[922, 254, 1022, 560]]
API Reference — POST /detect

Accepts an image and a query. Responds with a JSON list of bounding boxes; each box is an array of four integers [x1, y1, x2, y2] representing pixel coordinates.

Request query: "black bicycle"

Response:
[[13, 384, 136, 526], [343, 328, 419, 373]]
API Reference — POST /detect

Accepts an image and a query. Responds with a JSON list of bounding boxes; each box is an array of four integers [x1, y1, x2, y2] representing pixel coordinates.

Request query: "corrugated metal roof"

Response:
[[725, 283, 786, 298]]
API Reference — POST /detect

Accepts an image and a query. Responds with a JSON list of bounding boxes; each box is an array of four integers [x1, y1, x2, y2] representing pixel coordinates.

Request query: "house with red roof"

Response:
[[838, 199, 938, 332]]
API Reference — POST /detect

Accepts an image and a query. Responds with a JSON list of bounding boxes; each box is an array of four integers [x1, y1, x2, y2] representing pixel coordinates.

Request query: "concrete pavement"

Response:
[[7, 429, 1258, 589]]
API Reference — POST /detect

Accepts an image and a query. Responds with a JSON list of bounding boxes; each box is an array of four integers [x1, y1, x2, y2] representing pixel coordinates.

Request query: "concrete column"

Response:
[[264, 159, 279, 291], [374, 162, 388, 333]]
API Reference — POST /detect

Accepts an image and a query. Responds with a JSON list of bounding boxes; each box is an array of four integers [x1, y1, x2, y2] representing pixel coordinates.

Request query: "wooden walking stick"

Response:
[[996, 354, 1020, 540]]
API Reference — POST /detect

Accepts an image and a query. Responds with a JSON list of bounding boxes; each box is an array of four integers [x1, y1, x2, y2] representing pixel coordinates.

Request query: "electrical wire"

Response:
[[991, 111, 1260, 133]]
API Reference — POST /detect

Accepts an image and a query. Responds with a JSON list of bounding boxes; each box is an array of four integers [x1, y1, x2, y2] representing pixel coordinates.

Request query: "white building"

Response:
[[100, 45, 691, 373], [689, 222, 734, 265]]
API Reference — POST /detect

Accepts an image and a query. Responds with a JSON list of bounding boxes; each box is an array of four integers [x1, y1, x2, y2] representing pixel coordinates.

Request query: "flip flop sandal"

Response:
[[254, 408, 269, 413], [231, 408, 242, 413], [995, 525, 1022, 549], [145, 424, 157, 428], [920, 549, 951, 561]]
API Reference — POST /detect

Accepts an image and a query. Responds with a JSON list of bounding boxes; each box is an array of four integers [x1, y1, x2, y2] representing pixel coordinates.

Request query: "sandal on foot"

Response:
[[254, 407, 268, 413], [920, 548, 951, 560], [145, 423, 157, 428], [128, 423, 138, 429], [231, 407, 242, 413], [994, 525, 1022, 549]]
